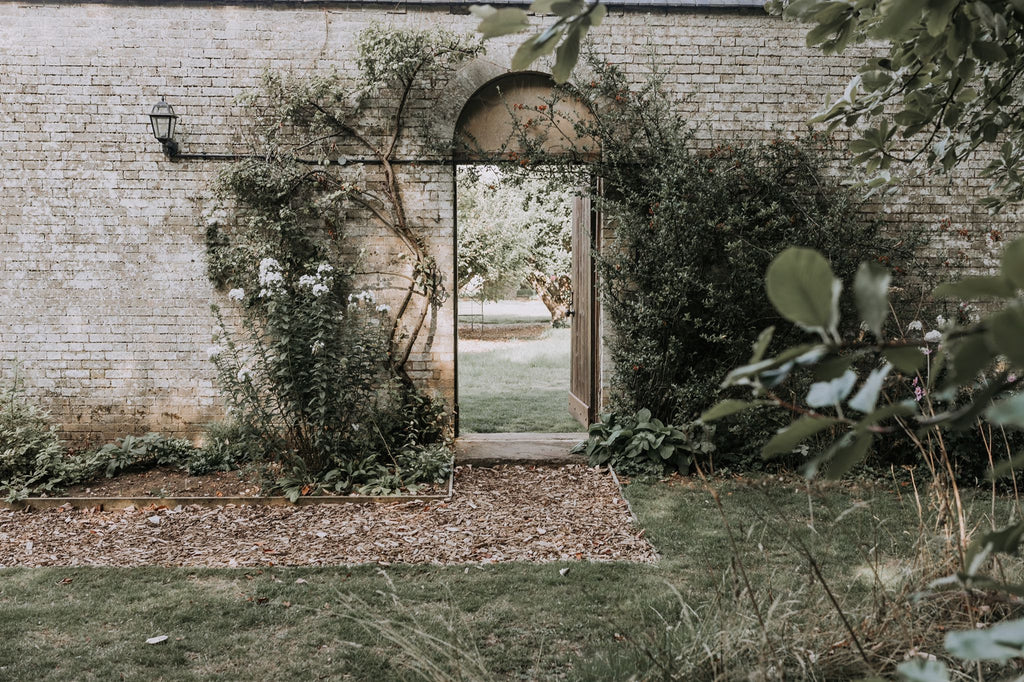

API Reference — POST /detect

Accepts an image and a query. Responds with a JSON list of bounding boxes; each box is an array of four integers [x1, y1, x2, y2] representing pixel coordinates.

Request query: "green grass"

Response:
[[3, 478, 1022, 680], [458, 327, 584, 433]]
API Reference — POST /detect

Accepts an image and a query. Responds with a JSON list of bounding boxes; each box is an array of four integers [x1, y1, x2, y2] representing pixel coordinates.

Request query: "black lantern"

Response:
[[149, 98, 178, 155]]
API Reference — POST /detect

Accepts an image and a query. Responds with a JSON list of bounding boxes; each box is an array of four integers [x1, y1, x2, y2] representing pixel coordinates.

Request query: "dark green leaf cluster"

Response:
[[781, 0, 1024, 208], [572, 409, 715, 477], [472, 0, 607, 83], [566, 63, 914, 466], [0, 374, 65, 500]]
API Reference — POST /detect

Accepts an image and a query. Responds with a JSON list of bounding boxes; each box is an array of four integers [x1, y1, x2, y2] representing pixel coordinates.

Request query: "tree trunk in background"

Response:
[[527, 271, 572, 327]]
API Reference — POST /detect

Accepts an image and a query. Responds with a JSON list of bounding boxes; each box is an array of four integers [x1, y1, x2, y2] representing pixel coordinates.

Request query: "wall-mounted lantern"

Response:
[[149, 98, 179, 156]]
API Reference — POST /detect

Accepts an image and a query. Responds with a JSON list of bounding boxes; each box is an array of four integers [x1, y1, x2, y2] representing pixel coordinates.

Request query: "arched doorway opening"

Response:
[[451, 72, 601, 437]]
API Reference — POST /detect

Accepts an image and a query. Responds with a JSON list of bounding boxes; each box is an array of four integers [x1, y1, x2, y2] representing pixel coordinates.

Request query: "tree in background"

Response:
[[457, 169, 574, 326]]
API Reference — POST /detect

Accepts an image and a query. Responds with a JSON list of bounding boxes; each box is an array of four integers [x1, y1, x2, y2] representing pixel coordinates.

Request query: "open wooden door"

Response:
[[569, 190, 600, 427]]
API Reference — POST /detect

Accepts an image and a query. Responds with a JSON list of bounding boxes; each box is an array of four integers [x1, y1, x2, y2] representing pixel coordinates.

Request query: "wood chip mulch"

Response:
[[0, 465, 657, 567]]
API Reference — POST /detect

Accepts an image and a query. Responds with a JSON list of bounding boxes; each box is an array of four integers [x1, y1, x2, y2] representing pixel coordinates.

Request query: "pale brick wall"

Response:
[[0, 1, 1011, 443]]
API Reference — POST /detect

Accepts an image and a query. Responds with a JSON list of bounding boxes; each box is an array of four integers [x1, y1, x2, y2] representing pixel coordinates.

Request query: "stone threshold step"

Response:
[[455, 432, 588, 467]]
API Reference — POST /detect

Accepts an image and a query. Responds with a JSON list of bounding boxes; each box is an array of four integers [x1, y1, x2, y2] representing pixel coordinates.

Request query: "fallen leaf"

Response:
[[146, 635, 169, 645]]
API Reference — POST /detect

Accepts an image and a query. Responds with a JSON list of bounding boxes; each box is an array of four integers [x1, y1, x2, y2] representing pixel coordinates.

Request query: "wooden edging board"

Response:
[[3, 463, 455, 511]]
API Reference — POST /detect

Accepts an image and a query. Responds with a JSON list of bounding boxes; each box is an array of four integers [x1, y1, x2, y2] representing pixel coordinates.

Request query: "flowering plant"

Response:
[[209, 257, 448, 496]]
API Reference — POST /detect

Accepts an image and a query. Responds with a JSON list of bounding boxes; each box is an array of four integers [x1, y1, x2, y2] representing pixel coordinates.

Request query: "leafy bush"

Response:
[[201, 27, 472, 497], [0, 376, 64, 499], [572, 409, 715, 477], [506, 59, 920, 469], [188, 421, 252, 476]]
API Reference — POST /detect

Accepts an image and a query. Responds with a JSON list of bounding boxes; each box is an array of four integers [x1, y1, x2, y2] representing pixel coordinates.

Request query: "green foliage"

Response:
[[0, 374, 65, 500], [93, 432, 198, 479], [775, 0, 1024, 209], [523, 60, 915, 467], [471, 0, 606, 83], [203, 26, 475, 497], [705, 237, 1024, 680], [571, 409, 715, 477], [457, 169, 573, 323]]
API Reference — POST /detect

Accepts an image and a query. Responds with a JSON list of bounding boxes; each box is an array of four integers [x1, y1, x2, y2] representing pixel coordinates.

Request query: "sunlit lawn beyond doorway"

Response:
[[458, 299, 585, 434]]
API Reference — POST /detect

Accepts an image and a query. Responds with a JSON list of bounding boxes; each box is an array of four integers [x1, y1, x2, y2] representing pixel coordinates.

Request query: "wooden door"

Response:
[[569, 192, 599, 427]]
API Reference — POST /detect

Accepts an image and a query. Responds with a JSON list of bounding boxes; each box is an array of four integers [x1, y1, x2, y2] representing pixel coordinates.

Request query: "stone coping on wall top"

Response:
[[17, 0, 767, 10]]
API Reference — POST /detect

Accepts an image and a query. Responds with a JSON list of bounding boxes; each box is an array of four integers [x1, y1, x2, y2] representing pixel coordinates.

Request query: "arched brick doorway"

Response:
[[451, 72, 601, 435]]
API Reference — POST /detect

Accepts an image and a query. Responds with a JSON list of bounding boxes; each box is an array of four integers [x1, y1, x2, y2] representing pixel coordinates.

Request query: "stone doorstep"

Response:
[[455, 432, 588, 467]]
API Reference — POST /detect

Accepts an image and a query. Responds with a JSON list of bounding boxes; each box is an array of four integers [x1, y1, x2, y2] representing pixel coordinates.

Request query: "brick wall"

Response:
[[0, 1, 1012, 442]]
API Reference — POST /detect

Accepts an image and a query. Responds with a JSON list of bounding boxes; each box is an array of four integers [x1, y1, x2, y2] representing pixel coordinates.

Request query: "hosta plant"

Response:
[[573, 409, 715, 477]]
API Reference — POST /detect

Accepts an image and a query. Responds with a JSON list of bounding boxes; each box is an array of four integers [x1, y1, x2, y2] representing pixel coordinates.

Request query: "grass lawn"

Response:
[[3, 477, 1020, 680], [458, 326, 584, 434]]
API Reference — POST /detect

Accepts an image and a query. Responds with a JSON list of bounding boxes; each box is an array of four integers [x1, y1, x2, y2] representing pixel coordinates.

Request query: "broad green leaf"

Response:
[[530, 0, 558, 11], [972, 39, 1008, 62], [720, 344, 821, 387], [858, 399, 917, 427], [511, 27, 562, 70], [700, 399, 766, 422], [985, 391, 1024, 427], [815, 353, 857, 381], [925, 0, 958, 36], [989, 307, 1024, 366], [471, 6, 530, 38], [822, 430, 873, 479], [1001, 238, 1024, 290], [765, 247, 841, 333], [872, 0, 926, 40], [550, 0, 584, 17], [885, 346, 925, 373], [854, 261, 891, 339], [966, 521, 1024, 573], [949, 333, 994, 383], [945, 618, 1024, 662], [761, 361, 796, 389], [806, 370, 858, 407], [749, 326, 776, 364], [933, 275, 1015, 299], [896, 659, 950, 682], [848, 364, 892, 413], [762, 416, 839, 458], [587, 2, 607, 25], [551, 24, 582, 83], [989, 450, 1024, 479]]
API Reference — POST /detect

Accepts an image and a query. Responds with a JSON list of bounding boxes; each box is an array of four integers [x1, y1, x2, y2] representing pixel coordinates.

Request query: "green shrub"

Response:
[[188, 421, 252, 476], [571, 63, 919, 468], [0, 376, 64, 499], [572, 409, 715, 477]]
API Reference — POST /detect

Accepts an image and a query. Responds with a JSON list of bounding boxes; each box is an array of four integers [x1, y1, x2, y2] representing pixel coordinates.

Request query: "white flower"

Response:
[[311, 283, 329, 297], [317, 263, 334, 276], [258, 258, 284, 288], [924, 329, 942, 343], [376, 304, 391, 313], [228, 288, 245, 301], [236, 368, 252, 382], [935, 314, 946, 328], [207, 345, 225, 360], [348, 290, 375, 305], [311, 340, 325, 355], [297, 275, 317, 289], [907, 320, 923, 332]]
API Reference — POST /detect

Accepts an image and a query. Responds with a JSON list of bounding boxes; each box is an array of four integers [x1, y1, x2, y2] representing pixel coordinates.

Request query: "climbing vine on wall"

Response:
[[202, 26, 482, 496]]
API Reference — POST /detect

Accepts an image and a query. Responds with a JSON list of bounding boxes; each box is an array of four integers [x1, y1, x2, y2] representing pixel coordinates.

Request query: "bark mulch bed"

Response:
[[0, 465, 656, 567]]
